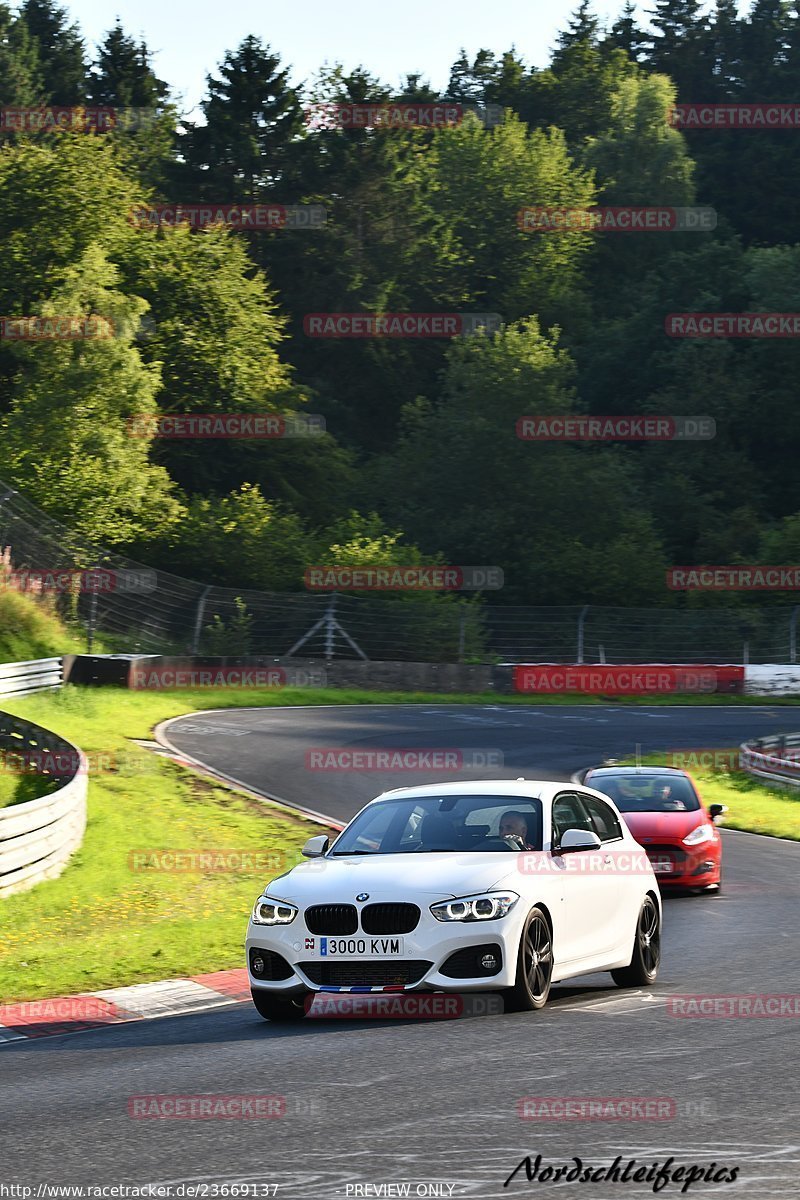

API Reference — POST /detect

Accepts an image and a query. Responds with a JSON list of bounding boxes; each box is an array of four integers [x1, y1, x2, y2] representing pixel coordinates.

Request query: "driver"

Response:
[[498, 810, 535, 850]]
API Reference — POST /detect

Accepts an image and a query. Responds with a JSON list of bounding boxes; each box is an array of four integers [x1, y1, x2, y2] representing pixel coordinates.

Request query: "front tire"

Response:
[[251, 989, 308, 1022], [505, 907, 553, 1012], [611, 895, 661, 988]]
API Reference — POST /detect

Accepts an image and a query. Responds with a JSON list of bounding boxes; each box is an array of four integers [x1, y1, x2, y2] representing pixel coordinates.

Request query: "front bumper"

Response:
[[642, 840, 721, 886], [246, 909, 523, 994]]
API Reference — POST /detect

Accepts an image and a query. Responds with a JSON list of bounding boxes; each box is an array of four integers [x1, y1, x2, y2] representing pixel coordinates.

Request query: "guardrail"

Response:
[[739, 733, 800, 788], [0, 657, 63, 699], [0, 712, 87, 896]]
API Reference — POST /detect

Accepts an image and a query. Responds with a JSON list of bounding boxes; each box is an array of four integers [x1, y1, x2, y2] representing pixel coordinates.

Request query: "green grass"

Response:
[[0, 590, 91, 662], [616, 751, 800, 841], [0, 686, 328, 1003], [0, 762, 60, 808]]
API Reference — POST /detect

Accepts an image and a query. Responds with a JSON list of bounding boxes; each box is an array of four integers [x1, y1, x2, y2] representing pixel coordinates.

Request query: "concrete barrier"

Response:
[[0, 712, 87, 897], [743, 665, 800, 696]]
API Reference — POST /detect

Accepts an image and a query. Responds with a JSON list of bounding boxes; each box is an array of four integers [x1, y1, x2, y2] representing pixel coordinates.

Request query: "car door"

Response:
[[549, 790, 618, 965], [579, 792, 637, 953]]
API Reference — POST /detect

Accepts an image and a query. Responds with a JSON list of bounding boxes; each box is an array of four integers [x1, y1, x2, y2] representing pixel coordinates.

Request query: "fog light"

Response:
[[481, 954, 498, 970], [251, 954, 265, 976]]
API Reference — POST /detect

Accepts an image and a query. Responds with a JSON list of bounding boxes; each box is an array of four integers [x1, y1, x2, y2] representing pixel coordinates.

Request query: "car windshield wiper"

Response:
[[329, 849, 379, 856]]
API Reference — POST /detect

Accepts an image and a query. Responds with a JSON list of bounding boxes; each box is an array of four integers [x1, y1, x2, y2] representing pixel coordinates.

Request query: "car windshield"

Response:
[[591, 774, 700, 813], [329, 794, 543, 855]]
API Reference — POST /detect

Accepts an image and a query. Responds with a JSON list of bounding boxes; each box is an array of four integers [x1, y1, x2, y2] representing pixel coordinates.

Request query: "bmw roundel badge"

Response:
[[356, 892, 369, 902]]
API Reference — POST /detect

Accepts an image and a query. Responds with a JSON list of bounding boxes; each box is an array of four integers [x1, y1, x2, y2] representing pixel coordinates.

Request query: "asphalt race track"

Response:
[[3, 704, 800, 1199], [161, 702, 795, 825]]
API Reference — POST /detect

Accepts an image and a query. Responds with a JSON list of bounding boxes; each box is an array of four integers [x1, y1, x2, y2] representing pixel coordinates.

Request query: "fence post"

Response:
[[87, 589, 98, 652], [458, 608, 467, 663], [790, 606, 799, 664], [191, 585, 212, 654], [577, 605, 589, 664]]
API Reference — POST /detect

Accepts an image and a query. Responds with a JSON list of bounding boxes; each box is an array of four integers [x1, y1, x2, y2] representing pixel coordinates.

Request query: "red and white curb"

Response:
[[0, 967, 250, 1043]]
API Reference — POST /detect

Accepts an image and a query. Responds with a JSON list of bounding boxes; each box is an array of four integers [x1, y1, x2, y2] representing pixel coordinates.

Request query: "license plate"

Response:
[[306, 936, 405, 958], [650, 857, 674, 875]]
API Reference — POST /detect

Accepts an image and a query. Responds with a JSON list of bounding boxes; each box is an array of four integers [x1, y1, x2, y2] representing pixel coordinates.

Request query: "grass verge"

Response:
[[0, 686, 331, 1003]]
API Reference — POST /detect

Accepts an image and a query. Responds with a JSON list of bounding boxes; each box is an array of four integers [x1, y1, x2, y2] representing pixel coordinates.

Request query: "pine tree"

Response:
[[554, 1, 600, 57], [709, 0, 743, 96], [605, 2, 648, 60], [17, 0, 86, 104], [0, 3, 43, 105], [445, 49, 498, 103], [646, 0, 713, 96], [739, 0, 791, 94], [89, 22, 169, 108], [180, 37, 303, 199]]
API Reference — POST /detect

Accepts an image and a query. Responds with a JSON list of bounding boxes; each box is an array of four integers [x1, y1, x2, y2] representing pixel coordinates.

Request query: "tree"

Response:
[[645, 0, 713, 97], [708, 0, 744, 96], [605, 2, 648, 60], [89, 23, 169, 108], [739, 0, 791, 93], [0, 3, 42, 105], [446, 49, 498, 103], [525, 28, 635, 145], [370, 318, 667, 603], [17, 0, 86, 104], [554, 2, 601, 59], [180, 37, 303, 199], [0, 244, 182, 543]]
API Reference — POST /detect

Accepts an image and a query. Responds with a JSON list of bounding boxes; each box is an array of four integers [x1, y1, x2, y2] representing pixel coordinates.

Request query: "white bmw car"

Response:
[[246, 780, 662, 1021]]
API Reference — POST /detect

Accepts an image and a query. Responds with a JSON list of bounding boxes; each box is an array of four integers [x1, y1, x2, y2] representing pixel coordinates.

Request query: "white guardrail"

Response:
[[0, 657, 63, 698], [0, 713, 87, 897], [739, 733, 800, 788]]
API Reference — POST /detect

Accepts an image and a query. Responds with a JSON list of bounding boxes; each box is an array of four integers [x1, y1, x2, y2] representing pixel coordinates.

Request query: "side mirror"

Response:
[[709, 804, 728, 823], [301, 834, 329, 858], [554, 827, 602, 854]]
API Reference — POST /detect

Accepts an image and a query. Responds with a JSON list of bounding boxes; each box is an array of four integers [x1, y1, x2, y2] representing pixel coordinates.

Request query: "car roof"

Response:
[[587, 765, 689, 777], [369, 779, 565, 805]]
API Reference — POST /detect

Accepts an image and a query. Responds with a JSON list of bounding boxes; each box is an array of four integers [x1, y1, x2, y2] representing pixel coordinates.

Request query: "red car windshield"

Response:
[[591, 774, 701, 813]]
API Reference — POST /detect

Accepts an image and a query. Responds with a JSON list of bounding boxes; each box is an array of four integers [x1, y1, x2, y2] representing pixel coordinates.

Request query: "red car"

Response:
[[581, 766, 725, 892]]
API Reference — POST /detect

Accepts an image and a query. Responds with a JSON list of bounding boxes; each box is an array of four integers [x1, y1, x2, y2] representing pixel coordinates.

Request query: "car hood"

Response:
[[622, 810, 707, 841], [263, 853, 518, 904]]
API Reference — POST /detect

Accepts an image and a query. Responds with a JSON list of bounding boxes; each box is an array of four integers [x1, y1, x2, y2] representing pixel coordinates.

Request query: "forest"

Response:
[[2, 0, 800, 610]]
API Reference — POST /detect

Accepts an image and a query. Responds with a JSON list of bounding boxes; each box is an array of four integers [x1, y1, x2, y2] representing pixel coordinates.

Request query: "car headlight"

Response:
[[430, 891, 519, 922], [251, 895, 298, 925], [683, 823, 715, 846]]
